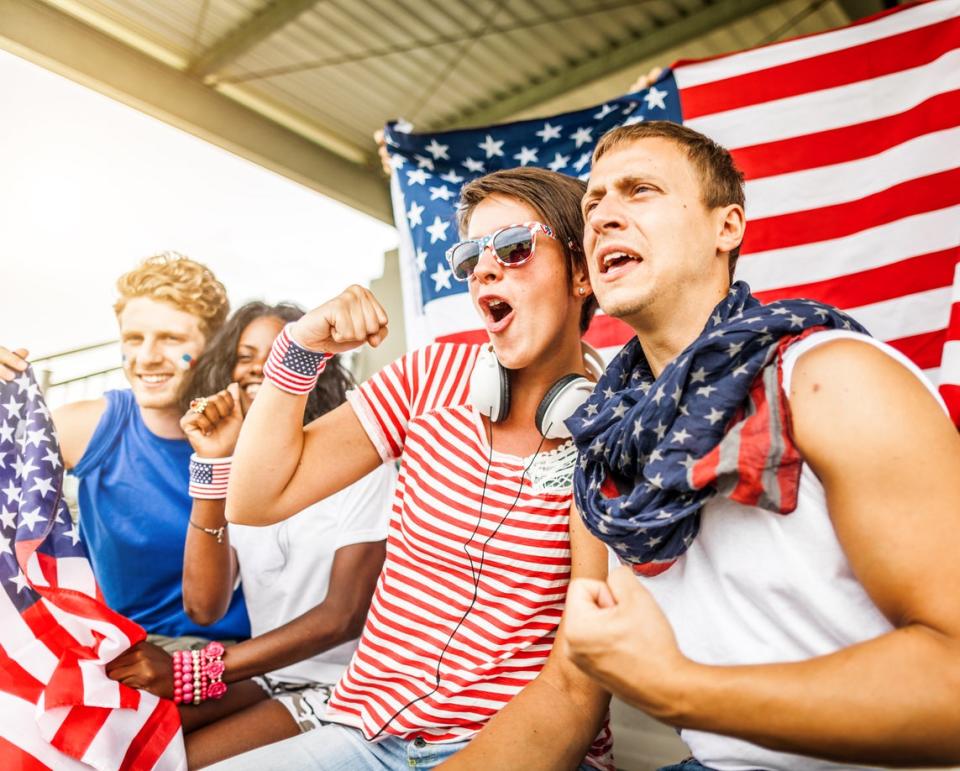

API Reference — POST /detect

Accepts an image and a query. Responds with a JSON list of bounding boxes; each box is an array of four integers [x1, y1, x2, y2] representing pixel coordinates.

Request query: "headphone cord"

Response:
[[368, 419, 548, 741]]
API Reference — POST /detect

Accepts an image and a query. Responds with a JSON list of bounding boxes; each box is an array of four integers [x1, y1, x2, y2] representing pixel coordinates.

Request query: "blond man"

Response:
[[1, 254, 250, 644]]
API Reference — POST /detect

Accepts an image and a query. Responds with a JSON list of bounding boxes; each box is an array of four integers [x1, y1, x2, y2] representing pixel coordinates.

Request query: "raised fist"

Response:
[[290, 285, 389, 355], [180, 383, 244, 458]]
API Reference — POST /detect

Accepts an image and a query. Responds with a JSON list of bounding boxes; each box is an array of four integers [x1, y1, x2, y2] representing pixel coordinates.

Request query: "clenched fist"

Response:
[[290, 285, 389, 355], [181, 382, 244, 458]]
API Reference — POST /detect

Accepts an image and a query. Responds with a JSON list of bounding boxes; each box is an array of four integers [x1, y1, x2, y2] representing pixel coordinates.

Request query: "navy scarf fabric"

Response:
[[568, 282, 867, 574]]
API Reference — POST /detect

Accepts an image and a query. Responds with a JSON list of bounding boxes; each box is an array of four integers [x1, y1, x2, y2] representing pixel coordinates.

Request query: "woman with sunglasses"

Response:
[[106, 301, 395, 769], [215, 168, 615, 771]]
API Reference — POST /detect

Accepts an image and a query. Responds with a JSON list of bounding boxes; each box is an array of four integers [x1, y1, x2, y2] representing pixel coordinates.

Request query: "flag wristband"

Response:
[[188, 454, 232, 500], [263, 323, 331, 395]]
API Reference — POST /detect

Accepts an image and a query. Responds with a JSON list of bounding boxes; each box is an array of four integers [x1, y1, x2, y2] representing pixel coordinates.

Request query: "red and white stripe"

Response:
[[262, 323, 330, 395], [327, 343, 613, 770], [188, 455, 232, 500], [674, 0, 960, 422]]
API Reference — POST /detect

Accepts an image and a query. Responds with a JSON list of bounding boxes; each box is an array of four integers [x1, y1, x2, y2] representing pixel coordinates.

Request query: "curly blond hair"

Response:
[[113, 252, 230, 337]]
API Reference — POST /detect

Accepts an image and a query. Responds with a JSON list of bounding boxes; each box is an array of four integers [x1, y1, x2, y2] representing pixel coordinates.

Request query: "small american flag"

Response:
[[385, 0, 960, 427], [188, 458, 230, 499], [0, 369, 185, 770]]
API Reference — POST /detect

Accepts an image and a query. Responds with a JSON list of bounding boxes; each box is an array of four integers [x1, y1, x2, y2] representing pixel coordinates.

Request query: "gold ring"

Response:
[[189, 397, 208, 415]]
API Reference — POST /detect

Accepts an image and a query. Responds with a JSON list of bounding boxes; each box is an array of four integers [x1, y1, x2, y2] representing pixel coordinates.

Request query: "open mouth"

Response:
[[480, 296, 515, 332], [488, 299, 512, 322], [599, 251, 641, 274]]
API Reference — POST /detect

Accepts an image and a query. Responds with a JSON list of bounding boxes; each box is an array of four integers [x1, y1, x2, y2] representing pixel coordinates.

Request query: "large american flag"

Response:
[[0, 369, 185, 770], [385, 0, 960, 427]]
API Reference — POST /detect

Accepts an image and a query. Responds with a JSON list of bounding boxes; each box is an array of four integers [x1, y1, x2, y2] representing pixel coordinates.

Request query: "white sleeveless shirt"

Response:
[[628, 330, 947, 771]]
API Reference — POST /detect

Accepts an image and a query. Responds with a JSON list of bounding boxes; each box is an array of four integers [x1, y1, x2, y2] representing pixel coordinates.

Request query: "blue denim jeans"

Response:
[[659, 761, 721, 771], [209, 723, 599, 771]]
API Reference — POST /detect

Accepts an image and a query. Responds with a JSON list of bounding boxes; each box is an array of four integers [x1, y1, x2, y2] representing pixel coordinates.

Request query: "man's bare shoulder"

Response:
[[54, 397, 107, 469]]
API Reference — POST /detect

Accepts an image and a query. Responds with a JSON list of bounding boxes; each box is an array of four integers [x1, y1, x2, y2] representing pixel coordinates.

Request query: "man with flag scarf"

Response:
[[549, 121, 960, 769]]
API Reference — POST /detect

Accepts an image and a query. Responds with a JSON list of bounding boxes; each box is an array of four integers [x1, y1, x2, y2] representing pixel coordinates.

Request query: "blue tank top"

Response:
[[71, 390, 249, 639]]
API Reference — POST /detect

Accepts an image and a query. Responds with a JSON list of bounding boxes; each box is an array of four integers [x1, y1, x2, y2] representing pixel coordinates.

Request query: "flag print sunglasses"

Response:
[[445, 221, 556, 281]]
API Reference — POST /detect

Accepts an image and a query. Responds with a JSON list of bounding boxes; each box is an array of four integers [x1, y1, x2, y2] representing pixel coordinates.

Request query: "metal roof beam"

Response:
[[189, 0, 322, 80], [0, 0, 391, 223], [439, 0, 787, 130], [835, 0, 886, 22]]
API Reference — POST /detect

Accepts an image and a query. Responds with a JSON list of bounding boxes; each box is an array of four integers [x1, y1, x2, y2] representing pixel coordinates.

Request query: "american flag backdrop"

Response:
[[0, 369, 185, 770], [384, 0, 960, 427]]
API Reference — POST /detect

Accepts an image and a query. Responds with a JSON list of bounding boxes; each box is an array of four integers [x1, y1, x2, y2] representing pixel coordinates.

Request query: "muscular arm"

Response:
[[218, 540, 385, 682], [439, 505, 612, 771], [571, 340, 960, 766]]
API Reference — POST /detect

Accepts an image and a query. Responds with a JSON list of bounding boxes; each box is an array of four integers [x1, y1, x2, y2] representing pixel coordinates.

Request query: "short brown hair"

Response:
[[593, 121, 745, 277], [114, 252, 230, 338], [457, 167, 598, 333]]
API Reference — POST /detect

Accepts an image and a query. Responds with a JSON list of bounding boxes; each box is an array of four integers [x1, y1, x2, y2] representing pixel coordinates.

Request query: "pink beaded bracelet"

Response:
[[171, 642, 227, 705]]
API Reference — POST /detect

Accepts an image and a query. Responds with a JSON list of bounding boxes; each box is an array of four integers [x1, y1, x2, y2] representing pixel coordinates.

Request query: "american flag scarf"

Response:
[[568, 282, 867, 576]]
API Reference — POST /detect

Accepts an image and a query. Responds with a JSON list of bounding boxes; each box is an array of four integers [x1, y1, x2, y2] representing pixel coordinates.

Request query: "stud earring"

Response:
[[578, 287, 586, 296]]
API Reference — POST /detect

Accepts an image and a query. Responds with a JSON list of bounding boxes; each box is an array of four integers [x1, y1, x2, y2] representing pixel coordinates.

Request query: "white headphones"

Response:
[[468, 342, 605, 439]]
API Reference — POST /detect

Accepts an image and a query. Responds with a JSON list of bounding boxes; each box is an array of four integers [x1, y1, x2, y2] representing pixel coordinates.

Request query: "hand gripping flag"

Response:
[[385, 0, 960, 427], [0, 369, 185, 770]]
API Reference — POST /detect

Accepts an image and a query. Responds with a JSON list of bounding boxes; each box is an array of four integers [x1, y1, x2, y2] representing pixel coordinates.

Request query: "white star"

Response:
[[430, 263, 453, 292], [770, 307, 789, 316], [462, 157, 485, 173], [13, 373, 32, 394], [623, 113, 644, 127], [415, 248, 428, 273], [426, 216, 450, 244], [570, 126, 593, 148], [29, 476, 54, 497], [2, 480, 20, 504], [15, 457, 37, 480], [0, 532, 10, 556], [788, 313, 805, 328], [24, 381, 41, 400], [478, 134, 504, 158], [632, 418, 644, 437], [9, 570, 29, 593], [644, 85, 668, 110], [2, 395, 24, 419], [440, 169, 464, 184], [653, 422, 667, 441], [407, 201, 424, 227], [547, 152, 570, 172], [585, 403, 599, 416], [671, 427, 691, 445], [680, 454, 698, 470], [645, 535, 663, 548], [594, 103, 616, 120], [23, 429, 46, 449], [535, 122, 562, 142], [689, 367, 708, 384], [603, 386, 615, 400], [612, 403, 628, 419], [649, 448, 664, 462], [64, 523, 81, 546], [393, 119, 413, 133], [648, 473, 664, 489], [732, 364, 750, 378], [671, 385, 682, 403], [727, 342, 744, 357], [429, 185, 454, 201], [0, 507, 15, 529], [589, 437, 605, 456], [18, 506, 46, 532], [388, 153, 405, 171], [696, 385, 717, 398], [0, 421, 13, 443], [513, 146, 538, 166], [425, 139, 449, 160], [813, 307, 829, 319], [573, 152, 592, 172], [651, 385, 665, 404], [406, 169, 429, 186], [414, 154, 434, 171], [705, 407, 725, 425]]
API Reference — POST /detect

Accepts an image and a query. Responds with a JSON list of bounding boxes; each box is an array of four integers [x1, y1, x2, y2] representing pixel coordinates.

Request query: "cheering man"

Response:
[[560, 121, 960, 769]]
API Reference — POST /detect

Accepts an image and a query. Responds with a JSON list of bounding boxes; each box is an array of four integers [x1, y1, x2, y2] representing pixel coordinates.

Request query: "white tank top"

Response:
[[630, 330, 946, 771]]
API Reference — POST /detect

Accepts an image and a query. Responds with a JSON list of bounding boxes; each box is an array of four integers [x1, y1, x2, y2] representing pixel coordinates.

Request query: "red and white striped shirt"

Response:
[[326, 343, 613, 769]]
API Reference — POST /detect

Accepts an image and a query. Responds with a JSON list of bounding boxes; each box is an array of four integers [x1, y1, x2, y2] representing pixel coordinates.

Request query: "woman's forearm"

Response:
[[182, 499, 236, 625]]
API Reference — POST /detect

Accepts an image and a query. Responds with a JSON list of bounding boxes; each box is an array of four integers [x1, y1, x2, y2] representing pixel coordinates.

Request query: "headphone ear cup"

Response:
[[468, 345, 511, 423], [536, 375, 594, 439]]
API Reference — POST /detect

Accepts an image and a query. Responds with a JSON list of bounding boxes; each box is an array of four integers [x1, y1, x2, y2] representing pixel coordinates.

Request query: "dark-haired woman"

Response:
[[107, 302, 394, 768]]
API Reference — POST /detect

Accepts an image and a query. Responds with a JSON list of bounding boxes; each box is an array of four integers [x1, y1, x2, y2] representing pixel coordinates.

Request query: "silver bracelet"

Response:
[[189, 519, 226, 544]]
